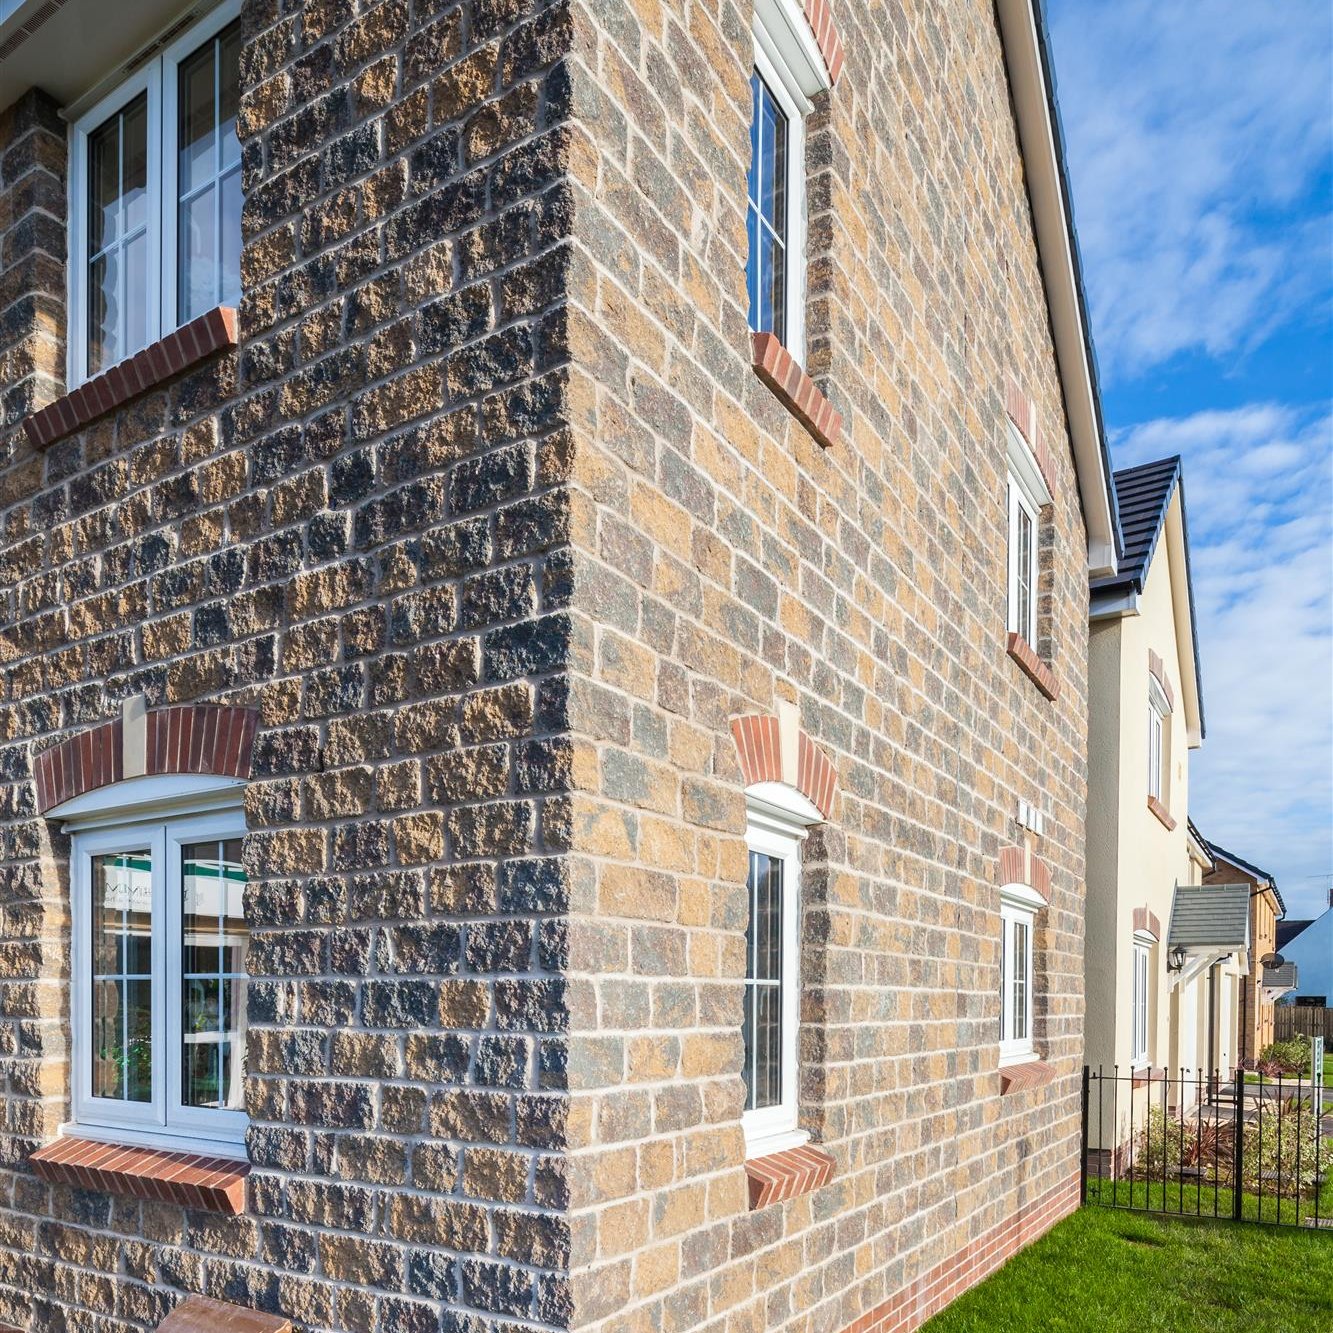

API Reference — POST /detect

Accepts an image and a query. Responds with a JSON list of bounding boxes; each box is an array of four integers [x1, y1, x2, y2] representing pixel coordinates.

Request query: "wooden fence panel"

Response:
[[1274, 1005, 1333, 1044]]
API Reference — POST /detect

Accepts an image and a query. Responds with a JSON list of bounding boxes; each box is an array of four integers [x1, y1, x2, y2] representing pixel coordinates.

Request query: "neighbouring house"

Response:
[[1084, 459, 1248, 1161], [1203, 843, 1286, 1064], [0, 0, 1122, 1330], [1280, 892, 1333, 1006]]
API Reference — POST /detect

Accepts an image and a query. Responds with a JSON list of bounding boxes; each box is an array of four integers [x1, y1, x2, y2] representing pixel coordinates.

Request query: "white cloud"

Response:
[[1113, 406, 1333, 917], [1048, 0, 1333, 378]]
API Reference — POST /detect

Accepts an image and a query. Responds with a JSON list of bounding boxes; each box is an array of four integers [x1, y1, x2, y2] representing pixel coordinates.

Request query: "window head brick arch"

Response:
[[34, 702, 258, 815], [730, 710, 838, 820], [998, 842, 1052, 900]]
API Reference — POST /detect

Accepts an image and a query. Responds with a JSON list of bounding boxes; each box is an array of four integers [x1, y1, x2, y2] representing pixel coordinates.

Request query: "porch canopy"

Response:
[[1167, 883, 1251, 985], [1262, 960, 1299, 1003]]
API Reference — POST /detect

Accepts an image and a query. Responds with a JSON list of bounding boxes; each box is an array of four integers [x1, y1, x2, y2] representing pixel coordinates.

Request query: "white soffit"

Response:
[[0, 0, 219, 110]]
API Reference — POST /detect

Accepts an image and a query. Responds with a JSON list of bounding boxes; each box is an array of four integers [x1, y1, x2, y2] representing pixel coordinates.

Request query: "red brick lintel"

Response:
[[159, 1295, 291, 1332], [33, 703, 258, 815], [998, 1059, 1057, 1095], [745, 1142, 835, 1209], [1147, 794, 1177, 832], [22, 306, 238, 450], [752, 332, 843, 450], [1006, 632, 1058, 700], [801, 0, 845, 85], [838, 1174, 1080, 1333], [30, 1136, 248, 1215]]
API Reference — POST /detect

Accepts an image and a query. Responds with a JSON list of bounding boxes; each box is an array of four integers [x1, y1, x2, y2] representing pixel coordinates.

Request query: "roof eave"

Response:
[[1163, 486, 1205, 745], [996, 0, 1120, 580]]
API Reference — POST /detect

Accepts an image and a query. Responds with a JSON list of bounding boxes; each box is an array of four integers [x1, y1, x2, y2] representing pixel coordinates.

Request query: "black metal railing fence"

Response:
[[1081, 1065, 1332, 1229]]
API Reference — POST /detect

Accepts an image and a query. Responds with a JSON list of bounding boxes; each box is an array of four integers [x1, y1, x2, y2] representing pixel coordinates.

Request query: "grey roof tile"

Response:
[[1167, 883, 1251, 951]]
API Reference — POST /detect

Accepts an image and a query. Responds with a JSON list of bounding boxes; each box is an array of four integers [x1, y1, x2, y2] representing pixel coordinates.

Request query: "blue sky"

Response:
[[1046, 0, 1333, 918]]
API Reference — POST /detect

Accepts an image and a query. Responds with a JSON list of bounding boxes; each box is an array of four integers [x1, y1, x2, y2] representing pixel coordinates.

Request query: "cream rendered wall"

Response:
[[1085, 616, 1123, 1075], [1087, 491, 1197, 1076]]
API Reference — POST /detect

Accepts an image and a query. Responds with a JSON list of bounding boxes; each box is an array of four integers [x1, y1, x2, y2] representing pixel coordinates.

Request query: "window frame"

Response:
[[999, 880, 1045, 1066], [747, 0, 830, 367], [1148, 676, 1170, 805], [749, 37, 809, 363], [66, 0, 242, 388], [1007, 477, 1039, 644], [70, 804, 248, 1155], [1004, 421, 1052, 645], [741, 783, 819, 1159], [1130, 935, 1153, 1068]]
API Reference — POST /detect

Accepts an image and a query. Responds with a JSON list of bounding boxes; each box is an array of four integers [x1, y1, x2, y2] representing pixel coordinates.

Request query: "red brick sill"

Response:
[[745, 1141, 835, 1209], [1132, 1066, 1167, 1089], [751, 332, 843, 449], [999, 1059, 1056, 1095], [21, 306, 238, 451], [160, 1295, 291, 1332], [1147, 794, 1177, 831], [1006, 631, 1059, 700], [30, 1135, 248, 1214]]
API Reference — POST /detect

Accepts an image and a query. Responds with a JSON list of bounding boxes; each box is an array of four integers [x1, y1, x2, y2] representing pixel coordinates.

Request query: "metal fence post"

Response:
[[1232, 1067, 1245, 1221], [1079, 1065, 1090, 1207]]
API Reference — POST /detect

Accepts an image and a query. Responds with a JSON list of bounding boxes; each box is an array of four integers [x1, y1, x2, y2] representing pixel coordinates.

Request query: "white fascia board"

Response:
[[995, 0, 1117, 581], [1163, 493, 1204, 747], [1090, 588, 1138, 621]]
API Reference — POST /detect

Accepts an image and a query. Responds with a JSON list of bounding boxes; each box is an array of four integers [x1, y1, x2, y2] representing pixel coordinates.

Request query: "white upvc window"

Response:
[[67, 798, 248, 1155], [747, 0, 832, 365], [741, 782, 820, 1158], [999, 880, 1046, 1065], [1148, 677, 1170, 805], [1005, 422, 1051, 644], [68, 1, 242, 386], [1131, 936, 1153, 1067]]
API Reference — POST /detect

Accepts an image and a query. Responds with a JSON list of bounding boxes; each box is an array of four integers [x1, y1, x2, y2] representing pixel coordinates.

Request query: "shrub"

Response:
[[1242, 1095, 1328, 1196], [1258, 1035, 1313, 1076], [1134, 1097, 1328, 1199]]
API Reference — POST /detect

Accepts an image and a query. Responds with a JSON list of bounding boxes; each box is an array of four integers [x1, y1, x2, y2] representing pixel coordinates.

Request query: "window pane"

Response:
[[220, 166, 243, 307], [124, 231, 150, 357], [87, 94, 149, 374], [178, 22, 244, 324], [91, 852, 153, 1103], [179, 184, 218, 322], [88, 252, 118, 374], [743, 850, 784, 1112], [1016, 504, 1033, 639], [1011, 920, 1029, 1042], [219, 22, 243, 169], [178, 38, 218, 196], [746, 72, 789, 344], [89, 117, 121, 255], [181, 839, 248, 1110], [122, 96, 149, 236]]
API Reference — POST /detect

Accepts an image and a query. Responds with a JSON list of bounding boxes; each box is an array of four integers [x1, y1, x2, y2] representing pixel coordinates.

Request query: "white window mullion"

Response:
[[150, 822, 169, 1129]]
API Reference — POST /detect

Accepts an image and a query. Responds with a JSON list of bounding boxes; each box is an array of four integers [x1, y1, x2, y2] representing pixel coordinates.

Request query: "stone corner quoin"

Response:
[[0, 0, 1094, 1332]]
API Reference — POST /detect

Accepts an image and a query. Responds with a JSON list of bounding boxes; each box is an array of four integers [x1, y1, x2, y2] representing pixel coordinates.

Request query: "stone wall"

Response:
[[0, 0, 1093, 1330], [557, 0, 1091, 1327], [0, 0, 581, 1327]]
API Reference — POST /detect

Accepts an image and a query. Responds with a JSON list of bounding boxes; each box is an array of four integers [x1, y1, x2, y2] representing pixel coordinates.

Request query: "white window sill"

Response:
[[743, 1127, 810, 1161], [59, 1121, 248, 1161], [999, 1047, 1040, 1069]]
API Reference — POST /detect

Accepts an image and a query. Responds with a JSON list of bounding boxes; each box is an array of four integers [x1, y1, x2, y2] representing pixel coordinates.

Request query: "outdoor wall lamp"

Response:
[[1167, 945, 1187, 973]]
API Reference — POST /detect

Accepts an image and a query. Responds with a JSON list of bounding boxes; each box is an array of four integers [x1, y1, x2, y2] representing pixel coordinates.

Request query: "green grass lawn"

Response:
[[921, 1206, 1333, 1333]]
